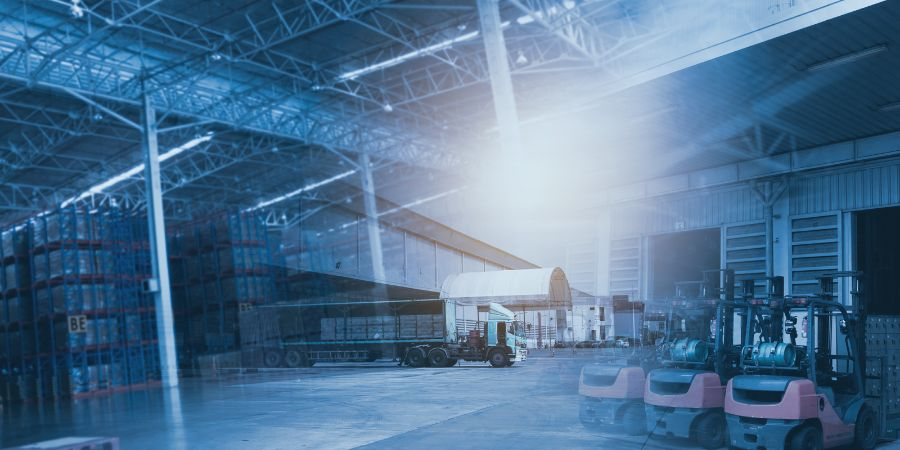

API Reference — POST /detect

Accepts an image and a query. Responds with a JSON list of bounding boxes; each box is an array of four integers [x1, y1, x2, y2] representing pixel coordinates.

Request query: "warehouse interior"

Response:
[[2, 0, 900, 449]]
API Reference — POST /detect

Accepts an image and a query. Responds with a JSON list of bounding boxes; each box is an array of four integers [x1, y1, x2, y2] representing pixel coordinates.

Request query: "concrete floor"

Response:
[[2, 351, 899, 449]]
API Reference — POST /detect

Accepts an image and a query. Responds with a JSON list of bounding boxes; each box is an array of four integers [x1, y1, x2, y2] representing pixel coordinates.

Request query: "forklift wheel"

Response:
[[621, 403, 645, 436], [693, 412, 726, 450], [854, 407, 877, 450], [787, 425, 822, 450]]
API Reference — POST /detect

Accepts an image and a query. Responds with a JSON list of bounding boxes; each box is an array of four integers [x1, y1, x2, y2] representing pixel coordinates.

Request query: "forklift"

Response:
[[724, 273, 878, 450], [578, 299, 653, 435], [643, 269, 748, 449]]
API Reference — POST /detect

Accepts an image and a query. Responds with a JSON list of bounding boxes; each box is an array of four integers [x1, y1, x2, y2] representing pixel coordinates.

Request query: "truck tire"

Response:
[[488, 349, 509, 368], [787, 425, 822, 450], [854, 407, 877, 450], [263, 350, 283, 368], [446, 358, 458, 366], [693, 411, 726, 450], [427, 348, 451, 367], [284, 350, 306, 368], [506, 361, 515, 367], [406, 347, 427, 367]]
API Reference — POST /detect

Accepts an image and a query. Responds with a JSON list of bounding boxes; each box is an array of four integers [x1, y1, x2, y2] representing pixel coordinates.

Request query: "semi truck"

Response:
[[239, 298, 527, 368]]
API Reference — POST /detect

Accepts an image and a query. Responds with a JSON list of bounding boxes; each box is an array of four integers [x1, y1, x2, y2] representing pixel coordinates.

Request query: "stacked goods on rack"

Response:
[[17, 207, 159, 402], [168, 212, 278, 372], [0, 227, 35, 403], [865, 315, 900, 438]]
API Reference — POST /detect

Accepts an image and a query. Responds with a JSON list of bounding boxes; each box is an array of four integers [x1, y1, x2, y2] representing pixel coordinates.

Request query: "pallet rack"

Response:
[[168, 212, 278, 372]]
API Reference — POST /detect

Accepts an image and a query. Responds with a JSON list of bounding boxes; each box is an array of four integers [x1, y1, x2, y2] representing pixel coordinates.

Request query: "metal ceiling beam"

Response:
[[0, 2, 458, 170]]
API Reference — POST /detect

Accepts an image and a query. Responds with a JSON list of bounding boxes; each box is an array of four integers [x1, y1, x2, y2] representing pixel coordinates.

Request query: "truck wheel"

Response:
[[787, 425, 822, 450], [406, 347, 427, 367], [693, 411, 726, 450], [263, 350, 283, 368], [427, 348, 450, 367], [446, 359, 458, 366], [488, 349, 509, 368], [506, 361, 515, 367], [284, 350, 306, 368], [854, 407, 877, 450], [621, 402, 646, 435]]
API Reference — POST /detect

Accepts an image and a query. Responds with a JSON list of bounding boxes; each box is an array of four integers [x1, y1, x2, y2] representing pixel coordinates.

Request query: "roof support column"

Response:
[[477, 0, 523, 155], [141, 87, 178, 387], [360, 153, 385, 282]]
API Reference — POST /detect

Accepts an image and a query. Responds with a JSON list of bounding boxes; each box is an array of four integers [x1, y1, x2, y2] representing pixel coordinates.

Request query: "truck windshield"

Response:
[[509, 322, 525, 337]]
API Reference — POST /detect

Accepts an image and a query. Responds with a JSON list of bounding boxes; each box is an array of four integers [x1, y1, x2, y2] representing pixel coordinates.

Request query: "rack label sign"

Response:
[[68, 315, 88, 333]]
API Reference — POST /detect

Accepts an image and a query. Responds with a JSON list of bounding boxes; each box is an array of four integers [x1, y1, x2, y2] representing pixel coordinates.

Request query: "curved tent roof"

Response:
[[439, 267, 572, 310]]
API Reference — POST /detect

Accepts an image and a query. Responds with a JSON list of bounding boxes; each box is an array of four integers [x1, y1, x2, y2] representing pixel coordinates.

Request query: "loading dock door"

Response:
[[856, 207, 900, 315], [649, 228, 721, 299]]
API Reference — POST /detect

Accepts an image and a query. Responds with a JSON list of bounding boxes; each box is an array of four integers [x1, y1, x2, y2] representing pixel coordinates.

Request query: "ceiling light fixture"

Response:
[[59, 133, 214, 208], [877, 101, 900, 112], [246, 169, 358, 211], [804, 44, 888, 72], [337, 16, 532, 81]]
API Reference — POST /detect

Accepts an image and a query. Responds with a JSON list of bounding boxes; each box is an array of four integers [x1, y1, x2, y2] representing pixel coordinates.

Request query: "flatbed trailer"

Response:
[[240, 298, 526, 368]]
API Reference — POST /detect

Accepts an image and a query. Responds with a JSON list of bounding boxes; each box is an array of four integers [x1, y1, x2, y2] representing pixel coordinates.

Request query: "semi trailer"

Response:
[[240, 298, 527, 368]]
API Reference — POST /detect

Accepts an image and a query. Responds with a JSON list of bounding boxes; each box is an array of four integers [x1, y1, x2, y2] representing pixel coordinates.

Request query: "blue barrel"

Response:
[[752, 342, 796, 367], [670, 338, 708, 362]]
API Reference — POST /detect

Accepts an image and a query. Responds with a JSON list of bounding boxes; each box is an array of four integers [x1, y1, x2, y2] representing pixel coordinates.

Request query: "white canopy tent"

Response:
[[439, 267, 572, 311]]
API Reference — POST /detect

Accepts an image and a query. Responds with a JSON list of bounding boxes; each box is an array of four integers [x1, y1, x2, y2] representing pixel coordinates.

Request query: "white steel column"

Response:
[[477, 0, 523, 155], [142, 91, 178, 387], [359, 153, 386, 282]]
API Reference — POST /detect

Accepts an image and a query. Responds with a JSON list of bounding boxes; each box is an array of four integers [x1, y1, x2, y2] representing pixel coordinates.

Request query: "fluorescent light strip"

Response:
[[337, 3, 582, 81], [246, 169, 359, 211], [337, 20, 513, 81], [339, 186, 464, 230], [805, 44, 888, 72], [59, 133, 213, 208]]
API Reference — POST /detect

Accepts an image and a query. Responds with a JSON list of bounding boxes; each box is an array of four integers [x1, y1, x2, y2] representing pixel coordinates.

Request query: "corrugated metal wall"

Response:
[[791, 160, 900, 215], [610, 185, 765, 238]]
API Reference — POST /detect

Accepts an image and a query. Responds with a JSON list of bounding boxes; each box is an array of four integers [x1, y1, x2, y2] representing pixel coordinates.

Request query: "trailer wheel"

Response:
[[854, 407, 877, 450], [263, 350, 283, 368], [488, 349, 509, 368], [692, 411, 726, 450], [406, 347, 427, 367], [787, 425, 822, 450], [427, 348, 450, 367], [284, 350, 306, 368]]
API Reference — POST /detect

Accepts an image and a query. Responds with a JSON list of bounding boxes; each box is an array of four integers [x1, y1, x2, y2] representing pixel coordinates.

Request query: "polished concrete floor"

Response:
[[3, 351, 899, 449]]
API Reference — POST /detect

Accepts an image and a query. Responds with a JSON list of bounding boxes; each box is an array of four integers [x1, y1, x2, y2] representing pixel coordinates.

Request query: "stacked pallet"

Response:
[[865, 315, 900, 437], [0, 227, 35, 403], [30, 208, 159, 400], [168, 212, 278, 371], [0, 208, 159, 403]]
